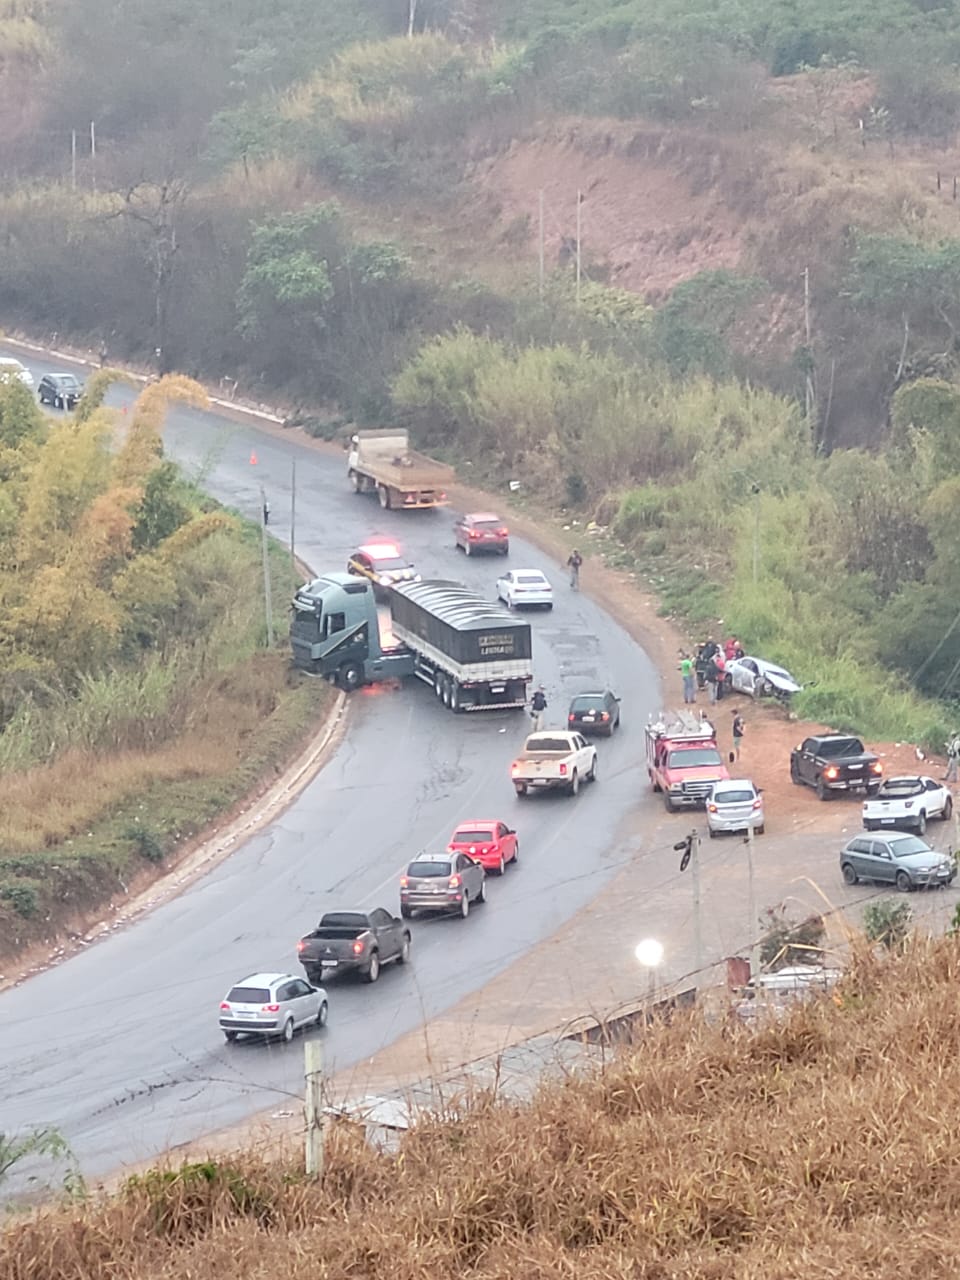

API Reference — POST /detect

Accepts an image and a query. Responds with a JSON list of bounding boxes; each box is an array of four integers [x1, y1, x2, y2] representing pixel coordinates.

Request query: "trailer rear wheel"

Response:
[[378, 484, 392, 509], [450, 682, 462, 713], [434, 673, 444, 699]]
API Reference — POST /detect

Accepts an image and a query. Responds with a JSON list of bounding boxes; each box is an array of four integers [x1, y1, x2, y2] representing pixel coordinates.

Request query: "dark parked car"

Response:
[[790, 734, 883, 800], [38, 372, 83, 409], [840, 832, 956, 892], [400, 851, 486, 919], [454, 512, 509, 556], [297, 909, 411, 984], [567, 690, 621, 736]]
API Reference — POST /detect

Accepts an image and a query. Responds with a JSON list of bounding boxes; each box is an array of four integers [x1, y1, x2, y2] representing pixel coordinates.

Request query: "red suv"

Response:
[[454, 512, 509, 556]]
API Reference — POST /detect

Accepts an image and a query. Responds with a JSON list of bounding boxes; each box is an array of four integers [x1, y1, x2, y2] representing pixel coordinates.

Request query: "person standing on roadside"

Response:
[[567, 549, 583, 590], [262, 498, 271, 526], [530, 685, 548, 731], [679, 652, 696, 705], [714, 649, 727, 702], [706, 652, 720, 704], [732, 710, 745, 762], [946, 732, 960, 783]]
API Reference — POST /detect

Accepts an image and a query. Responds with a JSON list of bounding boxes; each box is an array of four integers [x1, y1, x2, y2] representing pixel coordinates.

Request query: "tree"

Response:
[[863, 900, 912, 952], [0, 1126, 76, 1190], [758, 905, 826, 970]]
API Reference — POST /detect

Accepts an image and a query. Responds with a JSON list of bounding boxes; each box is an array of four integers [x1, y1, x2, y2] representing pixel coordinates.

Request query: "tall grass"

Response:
[[3, 940, 960, 1277]]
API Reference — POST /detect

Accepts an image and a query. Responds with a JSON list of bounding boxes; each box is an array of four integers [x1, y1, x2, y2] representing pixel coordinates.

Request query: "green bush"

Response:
[[0, 883, 39, 918], [124, 823, 165, 865]]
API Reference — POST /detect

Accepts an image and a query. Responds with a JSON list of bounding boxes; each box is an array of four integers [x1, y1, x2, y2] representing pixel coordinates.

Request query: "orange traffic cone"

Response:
[[250, 451, 258, 465]]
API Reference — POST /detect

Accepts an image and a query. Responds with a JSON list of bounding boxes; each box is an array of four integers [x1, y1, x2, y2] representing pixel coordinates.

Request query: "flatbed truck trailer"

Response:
[[347, 429, 453, 510]]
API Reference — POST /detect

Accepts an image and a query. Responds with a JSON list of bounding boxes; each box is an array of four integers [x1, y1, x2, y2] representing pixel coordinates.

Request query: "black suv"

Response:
[[567, 690, 621, 737], [38, 372, 83, 409]]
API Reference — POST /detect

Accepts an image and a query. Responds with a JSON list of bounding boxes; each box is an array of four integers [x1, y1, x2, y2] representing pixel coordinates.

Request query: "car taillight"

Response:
[[400, 875, 408, 887], [296, 940, 306, 952], [707, 803, 717, 813], [469, 530, 480, 538], [498, 528, 508, 537], [568, 713, 576, 722], [219, 1002, 231, 1010], [824, 766, 839, 779], [559, 763, 567, 776], [262, 1004, 280, 1012], [352, 940, 365, 955], [511, 763, 521, 774], [752, 798, 762, 809], [439, 492, 447, 501], [449, 874, 461, 888], [872, 762, 883, 775], [601, 712, 610, 721]]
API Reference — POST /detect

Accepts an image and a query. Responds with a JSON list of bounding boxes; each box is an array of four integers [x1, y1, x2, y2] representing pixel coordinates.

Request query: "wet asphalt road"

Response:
[[0, 352, 661, 1181]]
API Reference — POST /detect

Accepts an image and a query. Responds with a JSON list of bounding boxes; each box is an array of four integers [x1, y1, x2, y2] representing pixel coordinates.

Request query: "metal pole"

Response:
[[304, 1039, 324, 1178], [746, 822, 758, 979], [538, 189, 545, 299], [259, 482, 274, 648], [575, 190, 582, 306], [691, 828, 703, 974], [752, 494, 760, 585], [803, 266, 815, 422], [90, 121, 96, 193], [71, 130, 77, 189], [290, 457, 297, 584]]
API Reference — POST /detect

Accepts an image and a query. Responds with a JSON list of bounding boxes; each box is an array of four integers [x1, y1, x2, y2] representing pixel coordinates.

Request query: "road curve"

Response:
[[0, 350, 661, 1182]]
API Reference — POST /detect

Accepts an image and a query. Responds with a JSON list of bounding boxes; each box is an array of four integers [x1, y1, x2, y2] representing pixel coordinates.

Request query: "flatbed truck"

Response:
[[347, 429, 453, 510]]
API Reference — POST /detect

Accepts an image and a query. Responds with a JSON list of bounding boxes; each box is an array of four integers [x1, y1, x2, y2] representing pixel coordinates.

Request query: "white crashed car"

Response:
[[0, 357, 34, 389], [496, 569, 553, 610], [862, 775, 953, 836], [726, 655, 802, 701]]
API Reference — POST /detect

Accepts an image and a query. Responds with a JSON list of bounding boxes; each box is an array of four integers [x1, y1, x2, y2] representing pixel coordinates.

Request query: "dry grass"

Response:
[[5, 940, 960, 1277]]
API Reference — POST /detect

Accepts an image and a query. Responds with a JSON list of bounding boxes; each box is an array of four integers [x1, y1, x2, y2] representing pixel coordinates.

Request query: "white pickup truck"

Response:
[[510, 730, 598, 797]]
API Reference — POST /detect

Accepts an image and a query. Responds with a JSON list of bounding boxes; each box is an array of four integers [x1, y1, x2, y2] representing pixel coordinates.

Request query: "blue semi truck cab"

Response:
[[291, 573, 532, 712]]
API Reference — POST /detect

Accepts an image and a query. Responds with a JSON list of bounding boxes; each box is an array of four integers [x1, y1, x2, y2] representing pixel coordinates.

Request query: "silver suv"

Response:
[[218, 971, 328, 1043], [400, 852, 486, 919]]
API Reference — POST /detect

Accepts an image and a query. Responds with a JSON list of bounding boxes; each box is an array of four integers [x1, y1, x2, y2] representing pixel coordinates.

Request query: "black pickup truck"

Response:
[[297, 908, 411, 984], [790, 734, 883, 800]]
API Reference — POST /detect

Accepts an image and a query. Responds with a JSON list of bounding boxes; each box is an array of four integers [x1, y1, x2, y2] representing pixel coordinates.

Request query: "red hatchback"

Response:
[[447, 820, 518, 875], [454, 512, 509, 556]]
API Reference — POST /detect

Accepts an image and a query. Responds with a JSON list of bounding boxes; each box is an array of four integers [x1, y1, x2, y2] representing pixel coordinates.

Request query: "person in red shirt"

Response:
[[714, 650, 728, 701], [724, 637, 737, 661]]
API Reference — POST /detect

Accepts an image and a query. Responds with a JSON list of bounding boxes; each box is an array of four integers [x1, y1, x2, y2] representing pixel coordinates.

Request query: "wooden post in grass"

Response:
[[304, 1039, 324, 1178]]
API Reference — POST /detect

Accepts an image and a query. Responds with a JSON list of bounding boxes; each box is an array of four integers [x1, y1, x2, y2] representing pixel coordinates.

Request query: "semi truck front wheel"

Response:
[[339, 661, 364, 691]]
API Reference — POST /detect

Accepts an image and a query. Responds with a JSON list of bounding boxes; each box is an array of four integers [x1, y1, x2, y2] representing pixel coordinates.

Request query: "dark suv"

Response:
[[38, 372, 83, 409], [454, 512, 509, 556], [567, 690, 621, 736]]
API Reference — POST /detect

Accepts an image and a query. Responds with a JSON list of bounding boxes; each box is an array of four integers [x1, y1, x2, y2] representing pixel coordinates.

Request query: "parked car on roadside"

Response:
[[497, 568, 553, 610], [346, 541, 420, 600], [840, 832, 956, 892], [862, 775, 953, 835], [0, 357, 34, 388], [454, 512, 509, 556], [218, 972, 328, 1044], [38, 371, 83, 409], [705, 778, 764, 837], [447, 819, 518, 875], [400, 851, 486, 919], [567, 690, 621, 737]]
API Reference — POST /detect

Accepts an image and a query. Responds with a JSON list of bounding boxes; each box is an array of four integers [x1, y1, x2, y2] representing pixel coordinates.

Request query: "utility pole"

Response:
[[90, 121, 96, 192], [575, 190, 583, 306], [803, 267, 816, 424], [746, 823, 758, 979], [259, 482, 274, 648], [538, 189, 545, 300], [290, 457, 297, 588], [691, 827, 703, 974], [304, 1039, 324, 1178], [71, 129, 77, 189]]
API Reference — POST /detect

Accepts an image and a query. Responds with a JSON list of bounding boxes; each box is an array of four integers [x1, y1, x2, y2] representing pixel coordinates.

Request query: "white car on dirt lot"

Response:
[[862, 775, 953, 835]]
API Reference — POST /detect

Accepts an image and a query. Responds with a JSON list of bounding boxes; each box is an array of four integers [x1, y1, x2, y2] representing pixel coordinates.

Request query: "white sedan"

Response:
[[726, 655, 802, 700], [862, 775, 954, 835], [496, 569, 553, 610]]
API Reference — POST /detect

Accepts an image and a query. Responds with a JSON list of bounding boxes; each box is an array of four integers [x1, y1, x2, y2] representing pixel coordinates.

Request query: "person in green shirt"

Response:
[[679, 653, 696, 704]]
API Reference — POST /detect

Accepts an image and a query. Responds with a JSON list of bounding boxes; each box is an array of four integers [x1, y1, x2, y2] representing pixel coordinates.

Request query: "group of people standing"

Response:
[[679, 636, 744, 706]]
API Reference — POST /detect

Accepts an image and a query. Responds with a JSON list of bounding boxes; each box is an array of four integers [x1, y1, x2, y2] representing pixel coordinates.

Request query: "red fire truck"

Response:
[[645, 712, 730, 812]]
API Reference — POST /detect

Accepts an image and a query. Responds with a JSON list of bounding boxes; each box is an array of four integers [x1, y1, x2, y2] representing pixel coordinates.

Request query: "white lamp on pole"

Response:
[[635, 937, 664, 1006]]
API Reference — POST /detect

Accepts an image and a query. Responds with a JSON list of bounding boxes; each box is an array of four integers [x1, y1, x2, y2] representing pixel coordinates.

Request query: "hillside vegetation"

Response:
[[3, 940, 960, 1277], [0, 0, 960, 737], [0, 376, 330, 963]]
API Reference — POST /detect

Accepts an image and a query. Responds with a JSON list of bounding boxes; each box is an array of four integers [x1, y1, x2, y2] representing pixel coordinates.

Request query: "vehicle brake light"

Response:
[[449, 874, 461, 888], [399, 876, 408, 888], [296, 940, 306, 953], [824, 766, 839, 780], [511, 763, 521, 774], [559, 763, 567, 776], [601, 712, 610, 722], [752, 798, 762, 810], [498, 528, 508, 537], [568, 713, 575, 722], [352, 940, 365, 955], [469, 530, 481, 538], [439, 492, 447, 501], [872, 762, 883, 775], [219, 1002, 231, 1010], [262, 1004, 280, 1013]]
